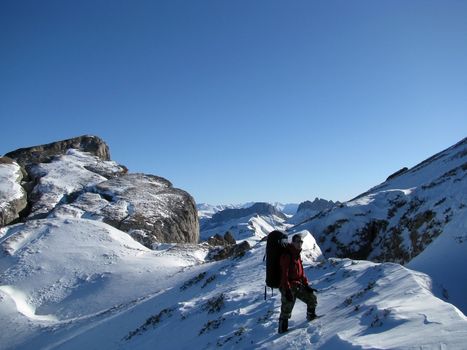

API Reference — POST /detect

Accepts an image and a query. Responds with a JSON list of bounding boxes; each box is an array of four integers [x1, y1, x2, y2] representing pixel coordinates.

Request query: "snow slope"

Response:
[[0, 218, 207, 349], [293, 137, 467, 314], [1, 218, 466, 349], [407, 210, 467, 314]]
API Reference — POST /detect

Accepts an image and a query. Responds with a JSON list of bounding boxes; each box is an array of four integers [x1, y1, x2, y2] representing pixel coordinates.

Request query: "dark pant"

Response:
[[280, 284, 317, 320]]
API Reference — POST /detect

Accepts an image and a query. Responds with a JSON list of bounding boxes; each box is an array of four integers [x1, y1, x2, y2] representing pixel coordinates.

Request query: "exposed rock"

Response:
[[26, 149, 127, 219], [288, 198, 337, 225], [4, 135, 112, 168], [0, 157, 28, 226], [296, 198, 338, 213], [207, 232, 237, 246], [1, 135, 199, 247], [79, 173, 199, 246], [224, 231, 236, 245], [209, 241, 251, 261]]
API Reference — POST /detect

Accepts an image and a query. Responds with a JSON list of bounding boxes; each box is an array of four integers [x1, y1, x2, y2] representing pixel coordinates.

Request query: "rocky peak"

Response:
[[287, 197, 338, 225], [296, 198, 338, 213], [0, 136, 199, 246], [4, 135, 111, 168]]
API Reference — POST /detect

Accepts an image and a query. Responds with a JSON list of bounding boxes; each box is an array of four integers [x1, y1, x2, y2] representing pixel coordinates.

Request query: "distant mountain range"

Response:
[[197, 202, 299, 219], [197, 199, 336, 245]]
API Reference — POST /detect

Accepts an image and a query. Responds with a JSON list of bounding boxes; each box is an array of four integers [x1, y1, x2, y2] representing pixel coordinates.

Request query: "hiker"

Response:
[[278, 233, 317, 334]]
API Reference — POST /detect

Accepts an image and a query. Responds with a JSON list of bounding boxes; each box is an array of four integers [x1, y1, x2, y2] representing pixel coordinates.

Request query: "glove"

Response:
[[285, 289, 294, 302]]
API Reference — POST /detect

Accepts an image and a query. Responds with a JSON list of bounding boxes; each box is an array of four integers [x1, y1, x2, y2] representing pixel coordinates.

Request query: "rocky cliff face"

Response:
[[293, 137, 467, 265], [0, 136, 199, 246], [69, 173, 199, 245]]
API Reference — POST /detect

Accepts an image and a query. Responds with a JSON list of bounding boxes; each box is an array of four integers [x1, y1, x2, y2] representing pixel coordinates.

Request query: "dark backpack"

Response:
[[265, 230, 288, 290]]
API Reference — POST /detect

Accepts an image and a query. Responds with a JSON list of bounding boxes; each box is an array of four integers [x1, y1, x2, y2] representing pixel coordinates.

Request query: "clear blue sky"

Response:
[[1, 0, 466, 205]]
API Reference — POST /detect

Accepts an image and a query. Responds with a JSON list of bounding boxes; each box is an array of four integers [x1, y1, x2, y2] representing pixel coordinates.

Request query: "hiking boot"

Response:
[[278, 318, 288, 334], [306, 311, 317, 321]]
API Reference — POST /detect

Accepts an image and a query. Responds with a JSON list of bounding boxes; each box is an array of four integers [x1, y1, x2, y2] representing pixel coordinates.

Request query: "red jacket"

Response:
[[280, 244, 309, 290]]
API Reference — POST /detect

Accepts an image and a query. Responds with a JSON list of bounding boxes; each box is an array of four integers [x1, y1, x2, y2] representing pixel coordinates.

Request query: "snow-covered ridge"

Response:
[[1, 218, 466, 349], [1, 136, 466, 348], [294, 137, 467, 314]]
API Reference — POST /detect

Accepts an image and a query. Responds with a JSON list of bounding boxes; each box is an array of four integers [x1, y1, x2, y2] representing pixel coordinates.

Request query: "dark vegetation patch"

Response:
[[124, 307, 175, 340]]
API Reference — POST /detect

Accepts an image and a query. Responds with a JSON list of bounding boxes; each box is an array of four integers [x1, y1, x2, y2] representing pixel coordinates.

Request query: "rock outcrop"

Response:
[[208, 241, 251, 261], [207, 232, 237, 246], [296, 198, 338, 213], [0, 157, 28, 227], [4, 135, 112, 168], [70, 173, 199, 246], [1, 135, 199, 246], [25, 149, 127, 219]]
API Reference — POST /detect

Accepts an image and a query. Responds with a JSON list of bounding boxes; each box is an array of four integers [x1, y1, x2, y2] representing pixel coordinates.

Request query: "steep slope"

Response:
[[0, 217, 207, 349], [293, 137, 467, 313], [407, 210, 467, 313], [1, 220, 466, 349]]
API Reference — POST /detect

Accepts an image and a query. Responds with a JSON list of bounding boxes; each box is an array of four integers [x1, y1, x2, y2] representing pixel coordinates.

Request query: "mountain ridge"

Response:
[[292, 137, 467, 313]]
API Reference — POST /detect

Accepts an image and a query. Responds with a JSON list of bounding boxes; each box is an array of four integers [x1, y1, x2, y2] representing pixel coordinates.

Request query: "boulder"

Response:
[[209, 241, 251, 261], [207, 231, 237, 246], [0, 157, 28, 226]]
